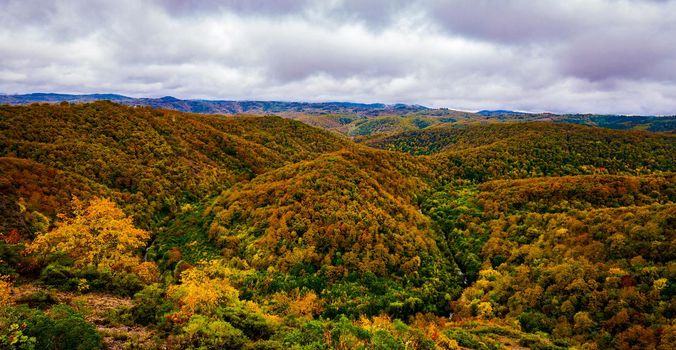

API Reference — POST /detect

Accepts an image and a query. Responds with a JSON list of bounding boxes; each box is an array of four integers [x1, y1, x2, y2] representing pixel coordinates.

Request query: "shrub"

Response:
[[0, 304, 102, 350], [216, 306, 277, 340], [39, 263, 78, 291], [131, 284, 173, 326], [14, 290, 58, 309], [178, 315, 248, 350], [26, 304, 102, 350]]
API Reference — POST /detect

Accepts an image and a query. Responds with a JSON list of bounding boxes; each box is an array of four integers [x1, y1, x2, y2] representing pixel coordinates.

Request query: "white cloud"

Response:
[[0, 0, 675, 114]]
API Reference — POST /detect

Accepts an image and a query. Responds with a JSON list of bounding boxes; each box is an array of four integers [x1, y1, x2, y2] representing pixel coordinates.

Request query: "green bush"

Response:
[[131, 284, 173, 326], [518, 311, 553, 333], [178, 315, 248, 350], [14, 290, 58, 309], [282, 320, 327, 349], [0, 304, 102, 350], [39, 263, 78, 290], [216, 306, 277, 340], [0, 241, 22, 277], [80, 268, 144, 296]]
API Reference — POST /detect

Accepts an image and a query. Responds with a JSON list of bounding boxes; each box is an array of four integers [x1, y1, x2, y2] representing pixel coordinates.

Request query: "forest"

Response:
[[1, 102, 674, 349]]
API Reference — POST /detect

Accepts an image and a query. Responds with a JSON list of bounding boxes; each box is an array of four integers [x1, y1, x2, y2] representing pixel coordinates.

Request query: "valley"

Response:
[[1, 102, 674, 349]]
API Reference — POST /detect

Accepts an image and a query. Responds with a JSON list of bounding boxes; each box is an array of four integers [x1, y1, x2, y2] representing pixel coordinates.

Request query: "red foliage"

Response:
[[1, 229, 21, 244]]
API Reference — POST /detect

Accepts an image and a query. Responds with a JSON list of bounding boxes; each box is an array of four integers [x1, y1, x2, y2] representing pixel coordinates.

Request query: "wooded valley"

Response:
[[1, 102, 674, 349]]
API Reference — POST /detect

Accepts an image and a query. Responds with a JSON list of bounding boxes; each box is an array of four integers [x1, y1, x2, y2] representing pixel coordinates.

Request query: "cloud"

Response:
[[0, 0, 675, 114]]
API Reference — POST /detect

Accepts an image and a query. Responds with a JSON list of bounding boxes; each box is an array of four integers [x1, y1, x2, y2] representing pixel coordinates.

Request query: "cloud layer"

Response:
[[1, 0, 675, 114]]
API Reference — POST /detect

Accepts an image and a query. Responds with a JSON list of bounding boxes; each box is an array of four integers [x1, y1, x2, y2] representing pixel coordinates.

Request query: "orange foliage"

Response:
[[1, 229, 20, 244], [0, 275, 11, 305]]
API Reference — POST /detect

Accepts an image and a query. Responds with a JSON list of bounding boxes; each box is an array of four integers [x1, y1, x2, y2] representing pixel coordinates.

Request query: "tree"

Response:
[[167, 260, 239, 315], [26, 197, 153, 277], [0, 275, 11, 305]]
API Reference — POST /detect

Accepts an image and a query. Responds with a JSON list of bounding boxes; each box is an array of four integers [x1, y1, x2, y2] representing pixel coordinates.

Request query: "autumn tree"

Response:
[[167, 260, 240, 315], [0, 275, 11, 305], [26, 197, 157, 281]]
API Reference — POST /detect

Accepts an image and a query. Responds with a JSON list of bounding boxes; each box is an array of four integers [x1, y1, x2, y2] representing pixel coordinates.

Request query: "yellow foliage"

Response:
[[27, 197, 152, 274], [134, 261, 161, 284], [478, 268, 501, 281], [0, 275, 12, 305], [168, 260, 239, 314], [653, 278, 668, 290], [357, 314, 394, 332], [573, 312, 594, 333], [271, 289, 324, 318], [477, 302, 493, 318]]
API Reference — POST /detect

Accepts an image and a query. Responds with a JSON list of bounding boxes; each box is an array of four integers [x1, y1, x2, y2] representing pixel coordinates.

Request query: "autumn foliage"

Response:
[[26, 197, 157, 280], [1, 102, 674, 349]]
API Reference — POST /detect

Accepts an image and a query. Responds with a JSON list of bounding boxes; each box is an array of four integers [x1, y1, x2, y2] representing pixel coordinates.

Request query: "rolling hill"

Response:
[[1, 102, 674, 349]]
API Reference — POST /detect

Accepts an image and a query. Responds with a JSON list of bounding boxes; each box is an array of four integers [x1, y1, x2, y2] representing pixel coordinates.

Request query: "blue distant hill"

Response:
[[477, 110, 529, 116]]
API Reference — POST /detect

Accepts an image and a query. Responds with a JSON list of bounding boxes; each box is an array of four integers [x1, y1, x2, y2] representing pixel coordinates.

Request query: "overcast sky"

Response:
[[1, 0, 675, 114]]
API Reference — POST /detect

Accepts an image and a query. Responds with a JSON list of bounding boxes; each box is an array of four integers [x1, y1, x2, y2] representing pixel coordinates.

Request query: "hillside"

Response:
[[0, 102, 348, 233], [2, 94, 675, 134], [419, 174, 675, 348], [365, 123, 675, 181], [1, 102, 674, 350]]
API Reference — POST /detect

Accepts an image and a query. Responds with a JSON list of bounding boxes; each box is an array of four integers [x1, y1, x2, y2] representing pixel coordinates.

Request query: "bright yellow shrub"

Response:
[[168, 260, 239, 314]]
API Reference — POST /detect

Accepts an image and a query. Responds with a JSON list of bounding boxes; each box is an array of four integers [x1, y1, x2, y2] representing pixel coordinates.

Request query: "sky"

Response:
[[1, 0, 675, 114]]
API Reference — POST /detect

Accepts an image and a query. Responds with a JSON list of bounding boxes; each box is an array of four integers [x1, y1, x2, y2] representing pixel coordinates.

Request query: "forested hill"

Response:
[[2, 93, 675, 133], [0, 101, 349, 233], [1, 102, 674, 349]]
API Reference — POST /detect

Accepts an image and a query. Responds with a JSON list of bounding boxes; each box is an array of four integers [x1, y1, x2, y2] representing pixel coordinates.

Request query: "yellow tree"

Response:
[[26, 197, 154, 278], [0, 275, 12, 305], [168, 260, 240, 315]]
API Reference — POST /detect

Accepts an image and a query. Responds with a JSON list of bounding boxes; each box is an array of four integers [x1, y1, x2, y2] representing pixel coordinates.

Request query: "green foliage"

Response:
[[130, 284, 174, 326], [0, 304, 102, 350], [176, 315, 247, 350], [368, 122, 675, 181], [206, 147, 460, 317], [216, 306, 277, 340], [38, 262, 145, 296], [39, 263, 78, 290], [446, 177, 675, 348], [14, 290, 58, 310], [0, 322, 36, 350], [0, 240, 22, 277]]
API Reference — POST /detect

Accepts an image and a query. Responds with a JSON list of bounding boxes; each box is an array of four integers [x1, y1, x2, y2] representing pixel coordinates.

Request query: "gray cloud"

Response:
[[0, 0, 675, 114]]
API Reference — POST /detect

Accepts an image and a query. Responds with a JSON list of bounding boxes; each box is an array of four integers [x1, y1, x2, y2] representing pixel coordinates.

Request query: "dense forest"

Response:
[[1, 102, 674, 349]]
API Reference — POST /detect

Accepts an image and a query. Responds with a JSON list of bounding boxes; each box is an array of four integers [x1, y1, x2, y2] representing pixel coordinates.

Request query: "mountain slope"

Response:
[[0, 102, 348, 232], [366, 122, 675, 181], [1, 102, 675, 349]]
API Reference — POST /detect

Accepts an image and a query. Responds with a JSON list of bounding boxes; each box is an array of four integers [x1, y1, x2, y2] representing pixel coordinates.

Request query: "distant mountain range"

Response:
[[1, 93, 674, 132], [0, 93, 427, 116]]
